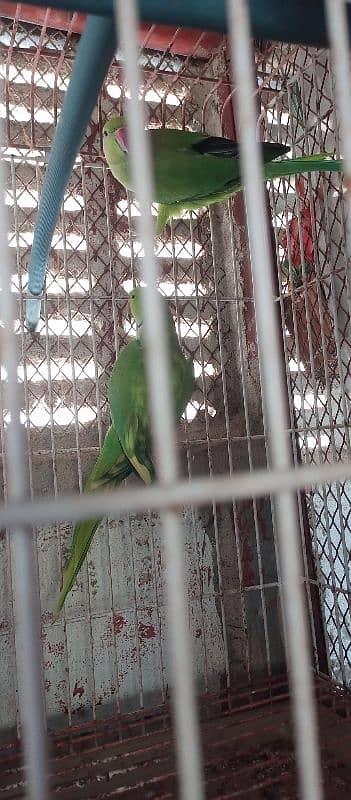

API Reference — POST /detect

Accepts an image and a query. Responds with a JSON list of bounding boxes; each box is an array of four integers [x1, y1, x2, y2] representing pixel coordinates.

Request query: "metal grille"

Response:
[[1, 675, 351, 799], [1, 3, 351, 799], [1, 20, 244, 729], [261, 44, 351, 687]]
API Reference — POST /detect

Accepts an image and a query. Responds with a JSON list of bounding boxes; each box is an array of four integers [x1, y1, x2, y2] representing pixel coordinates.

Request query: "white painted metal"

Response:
[[1, 2, 351, 798], [226, 2, 322, 799], [3, 455, 351, 527], [0, 138, 49, 796], [114, 2, 204, 798]]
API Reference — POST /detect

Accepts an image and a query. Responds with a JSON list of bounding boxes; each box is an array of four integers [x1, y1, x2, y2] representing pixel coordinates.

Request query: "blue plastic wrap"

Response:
[[26, 15, 116, 330]]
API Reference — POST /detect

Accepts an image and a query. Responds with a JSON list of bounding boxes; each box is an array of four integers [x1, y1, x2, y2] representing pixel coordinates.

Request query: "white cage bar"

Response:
[[0, 136, 49, 796], [1, 2, 351, 799]]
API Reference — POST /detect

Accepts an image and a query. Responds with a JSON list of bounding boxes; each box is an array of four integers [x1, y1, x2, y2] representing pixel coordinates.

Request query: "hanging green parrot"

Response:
[[103, 116, 343, 233], [54, 287, 195, 618]]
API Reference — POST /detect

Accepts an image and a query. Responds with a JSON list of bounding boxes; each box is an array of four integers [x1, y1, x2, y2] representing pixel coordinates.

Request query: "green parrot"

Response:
[[102, 116, 343, 234], [54, 287, 195, 618]]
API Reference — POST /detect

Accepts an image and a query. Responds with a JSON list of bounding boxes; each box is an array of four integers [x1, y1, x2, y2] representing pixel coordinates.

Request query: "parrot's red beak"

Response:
[[115, 127, 128, 153]]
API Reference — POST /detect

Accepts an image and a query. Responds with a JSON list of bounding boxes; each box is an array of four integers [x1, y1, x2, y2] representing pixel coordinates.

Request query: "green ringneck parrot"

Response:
[[54, 287, 195, 619], [102, 116, 344, 234]]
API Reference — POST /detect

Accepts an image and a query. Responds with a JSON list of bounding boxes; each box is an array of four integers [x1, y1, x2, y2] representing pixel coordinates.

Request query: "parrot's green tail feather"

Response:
[[156, 203, 181, 234], [54, 426, 132, 620], [265, 153, 343, 181], [54, 518, 102, 620]]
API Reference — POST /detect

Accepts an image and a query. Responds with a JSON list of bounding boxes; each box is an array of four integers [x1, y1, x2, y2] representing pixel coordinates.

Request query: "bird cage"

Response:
[[0, 3, 351, 799]]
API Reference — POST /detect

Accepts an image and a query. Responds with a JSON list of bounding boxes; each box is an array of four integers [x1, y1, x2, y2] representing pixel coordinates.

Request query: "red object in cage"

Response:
[[281, 177, 314, 271], [281, 183, 338, 383], [282, 205, 314, 269]]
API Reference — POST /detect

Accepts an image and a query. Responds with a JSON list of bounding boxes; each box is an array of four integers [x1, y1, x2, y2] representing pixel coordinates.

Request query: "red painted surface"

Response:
[[41, 611, 54, 626], [73, 681, 85, 699], [113, 613, 126, 635], [139, 24, 223, 58], [58, 699, 68, 715], [0, 3, 223, 57], [138, 622, 156, 639], [47, 640, 65, 657], [0, 3, 85, 33]]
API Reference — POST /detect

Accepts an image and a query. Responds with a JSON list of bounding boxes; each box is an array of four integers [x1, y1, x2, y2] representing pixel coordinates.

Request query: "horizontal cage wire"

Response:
[[0, 7, 351, 800]]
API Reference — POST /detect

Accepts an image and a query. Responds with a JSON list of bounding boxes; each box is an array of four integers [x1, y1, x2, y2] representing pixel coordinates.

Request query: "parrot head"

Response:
[[103, 116, 128, 157], [129, 286, 144, 331], [129, 287, 171, 339]]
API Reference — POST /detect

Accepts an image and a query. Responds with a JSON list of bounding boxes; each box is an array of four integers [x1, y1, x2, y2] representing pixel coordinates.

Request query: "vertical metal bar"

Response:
[[169, 240, 214, 694], [267, 168, 327, 678], [325, 50, 351, 345], [325, 1, 351, 204], [102, 160, 123, 713], [127, 509, 146, 710], [113, 3, 204, 799], [225, 201, 276, 675], [60, 177, 97, 718], [226, 3, 323, 800], [311, 52, 351, 682], [2, 156, 21, 738], [208, 207, 252, 684], [187, 212, 229, 691], [311, 54, 351, 458], [326, 0, 351, 439], [0, 140, 49, 798], [281, 83, 348, 682], [308, 1, 351, 685]]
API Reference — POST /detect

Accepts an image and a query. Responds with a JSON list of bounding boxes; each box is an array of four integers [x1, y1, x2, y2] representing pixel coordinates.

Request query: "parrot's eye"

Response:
[[103, 129, 108, 137]]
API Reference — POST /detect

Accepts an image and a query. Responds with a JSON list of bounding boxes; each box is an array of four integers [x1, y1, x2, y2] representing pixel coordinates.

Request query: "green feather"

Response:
[[156, 203, 179, 234], [54, 288, 195, 618], [54, 426, 132, 619], [103, 117, 344, 232], [264, 152, 343, 180]]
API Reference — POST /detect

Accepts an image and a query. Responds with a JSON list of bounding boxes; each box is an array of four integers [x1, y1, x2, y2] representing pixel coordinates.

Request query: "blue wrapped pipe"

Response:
[[19, 0, 351, 49], [26, 15, 116, 331]]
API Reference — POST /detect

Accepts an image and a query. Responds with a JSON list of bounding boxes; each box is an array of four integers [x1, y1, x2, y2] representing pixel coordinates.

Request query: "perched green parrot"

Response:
[[54, 287, 195, 618], [103, 116, 343, 234]]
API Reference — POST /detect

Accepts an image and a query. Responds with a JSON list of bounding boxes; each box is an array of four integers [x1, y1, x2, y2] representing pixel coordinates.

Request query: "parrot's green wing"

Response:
[[171, 339, 195, 419], [149, 129, 288, 212], [150, 128, 287, 161], [54, 425, 133, 619], [157, 151, 344, 232], [108, 341, 156, 486], [149, 132, 343, 231], [109, 293, 195, 479]]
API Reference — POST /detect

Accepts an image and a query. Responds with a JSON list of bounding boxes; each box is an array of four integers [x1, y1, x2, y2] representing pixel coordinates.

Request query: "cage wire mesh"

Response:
[[0, 8, 351, 798]]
